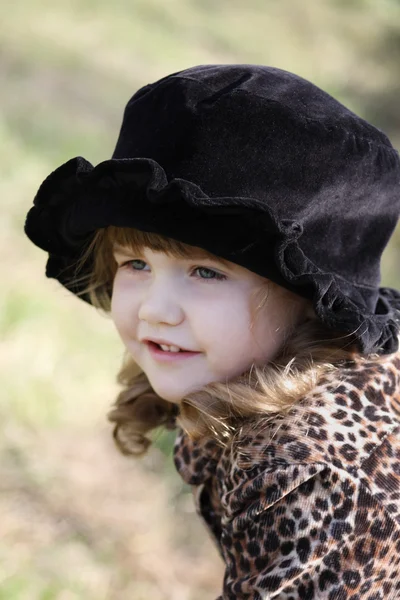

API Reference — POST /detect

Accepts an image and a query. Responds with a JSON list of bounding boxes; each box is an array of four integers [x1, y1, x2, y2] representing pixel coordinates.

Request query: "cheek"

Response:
[[193, 293, 252, 349], [110, 281, 138, 336]]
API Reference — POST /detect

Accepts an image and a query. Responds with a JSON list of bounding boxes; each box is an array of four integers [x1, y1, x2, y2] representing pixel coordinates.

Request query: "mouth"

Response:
[[148, 341, 183, 353], [143, 339, 201, 361], [143, 338, 194, 353]]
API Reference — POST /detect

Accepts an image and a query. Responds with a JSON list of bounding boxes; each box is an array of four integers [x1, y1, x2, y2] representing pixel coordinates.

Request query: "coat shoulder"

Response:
[[227, 355, 400, 478]]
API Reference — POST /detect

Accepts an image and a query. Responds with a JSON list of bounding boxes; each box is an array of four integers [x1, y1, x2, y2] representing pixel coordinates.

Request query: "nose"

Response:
[[138, 279, 184, 326]]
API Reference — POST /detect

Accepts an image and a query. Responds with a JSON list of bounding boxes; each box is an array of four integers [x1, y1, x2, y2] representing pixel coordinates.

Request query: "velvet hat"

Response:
[[24, 64, 400, 355]]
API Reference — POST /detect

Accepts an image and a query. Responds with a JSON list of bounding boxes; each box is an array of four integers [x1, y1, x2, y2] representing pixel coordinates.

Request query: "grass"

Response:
[[1, 0, 400, 597]]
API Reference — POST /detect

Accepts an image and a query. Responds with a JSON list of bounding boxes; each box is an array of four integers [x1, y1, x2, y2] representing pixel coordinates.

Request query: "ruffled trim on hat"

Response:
[[277, 234, 400, 355], [24, 156, 400, 355]]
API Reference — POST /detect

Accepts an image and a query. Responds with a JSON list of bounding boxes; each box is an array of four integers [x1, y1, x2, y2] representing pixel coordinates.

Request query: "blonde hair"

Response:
[[73, 226, 384, 457]]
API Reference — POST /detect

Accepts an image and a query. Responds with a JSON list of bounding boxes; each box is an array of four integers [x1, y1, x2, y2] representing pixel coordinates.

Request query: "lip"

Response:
[[144, 340, 201, 363]]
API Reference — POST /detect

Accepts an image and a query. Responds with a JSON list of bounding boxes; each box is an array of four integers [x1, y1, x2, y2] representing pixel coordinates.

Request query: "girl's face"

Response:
[[111, 245, 308, 403]]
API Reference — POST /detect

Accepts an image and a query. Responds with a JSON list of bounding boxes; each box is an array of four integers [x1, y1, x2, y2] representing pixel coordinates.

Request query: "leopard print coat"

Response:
[[173, 352, 400, 599]]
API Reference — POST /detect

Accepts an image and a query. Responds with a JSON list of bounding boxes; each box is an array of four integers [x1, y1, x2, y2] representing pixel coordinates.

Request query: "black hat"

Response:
[[24, 64, 400, 355]]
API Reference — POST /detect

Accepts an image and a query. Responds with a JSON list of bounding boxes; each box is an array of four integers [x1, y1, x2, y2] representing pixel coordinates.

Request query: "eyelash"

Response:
[[119, 260, 227, 281]]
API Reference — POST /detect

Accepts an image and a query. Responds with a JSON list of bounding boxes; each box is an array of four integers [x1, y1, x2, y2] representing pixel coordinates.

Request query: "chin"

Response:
[[151, 384, 184, 404], [151, 379, 208, 404]]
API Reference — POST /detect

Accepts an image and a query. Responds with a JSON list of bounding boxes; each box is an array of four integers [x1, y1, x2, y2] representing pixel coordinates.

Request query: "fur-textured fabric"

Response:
[[174, 351, 400, 599], [24, 64, 400, 354]]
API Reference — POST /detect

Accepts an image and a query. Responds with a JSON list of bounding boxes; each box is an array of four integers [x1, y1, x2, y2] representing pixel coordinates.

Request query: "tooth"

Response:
[[159, 344, 181, 352]]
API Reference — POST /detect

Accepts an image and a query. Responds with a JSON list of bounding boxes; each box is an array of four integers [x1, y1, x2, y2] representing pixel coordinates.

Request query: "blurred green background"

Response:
[[1, 0, 400, 598]]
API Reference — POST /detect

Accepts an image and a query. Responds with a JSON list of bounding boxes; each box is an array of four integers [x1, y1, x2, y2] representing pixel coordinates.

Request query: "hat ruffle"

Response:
[[25, 156, 400, 355]]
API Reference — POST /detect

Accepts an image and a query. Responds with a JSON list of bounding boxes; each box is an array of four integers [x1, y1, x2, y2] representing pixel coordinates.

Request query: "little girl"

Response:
[[25, 64, 400, 599]]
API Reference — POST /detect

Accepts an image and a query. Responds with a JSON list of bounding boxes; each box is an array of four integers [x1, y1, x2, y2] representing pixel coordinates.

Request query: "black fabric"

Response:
[[24, 64, 400, 354]]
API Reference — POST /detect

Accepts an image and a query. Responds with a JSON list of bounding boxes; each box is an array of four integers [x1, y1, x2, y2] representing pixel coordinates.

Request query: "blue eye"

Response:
[[193, 267, 226, 281], [124, 259, 149, 271]]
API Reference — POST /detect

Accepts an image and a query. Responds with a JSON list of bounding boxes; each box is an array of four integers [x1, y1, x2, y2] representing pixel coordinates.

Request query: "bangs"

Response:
[[106, 226, 219, 261]]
